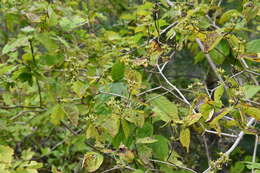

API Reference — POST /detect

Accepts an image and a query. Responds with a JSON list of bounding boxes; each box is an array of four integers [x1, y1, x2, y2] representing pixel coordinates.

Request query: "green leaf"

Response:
[[132, 170, 144, 173], [0, 145, 13, 164], [246, 39, 260, 53], [180, 128, 190, 152], [136, 137, 158, 144], [2, 36, 30, 54], [149, 93, 179, 122], [50, 104, 66, 125], [59, 16, 86, 31], [83, 152, 104, 172], [21, 148, 34, 160], [219, 10, 242, 24], [244, 85, 260, 99], [136, 122, 153, 138], [149, 135, 169, 160], [111, 62, 125, 81], [121, 119, 130, 138], [40, 54, 64, 66], [35, 32, 58, 53], [137, 145, 152, 164]]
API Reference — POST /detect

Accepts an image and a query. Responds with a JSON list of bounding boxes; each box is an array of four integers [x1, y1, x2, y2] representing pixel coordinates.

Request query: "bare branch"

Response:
[[204, 129, 237, 138], [195, 38, 228, 90], [149, 159, 197, 173], [203, 118, 255, 173], [156, 63, 192, 106], [252, 135, 259, 173]]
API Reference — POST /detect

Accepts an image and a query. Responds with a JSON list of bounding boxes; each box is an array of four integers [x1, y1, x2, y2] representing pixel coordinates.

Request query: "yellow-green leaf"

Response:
[[244, 85, 260, 99], [136, 137, 158, 144], [83, 152, 104, 172], [0, 145, 13, 164], [50, 104, 66, 125], [185, 113, 202, 126], [237, 104, 260, 121], [214, 84, 225, 102], [72, 80, 88, 98], [102, 114, 120, 137], [180, 128, 190, 152]]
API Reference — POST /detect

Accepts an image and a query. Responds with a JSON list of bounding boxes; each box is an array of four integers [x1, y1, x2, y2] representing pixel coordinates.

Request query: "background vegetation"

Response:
[[0, 0, 260, 172]]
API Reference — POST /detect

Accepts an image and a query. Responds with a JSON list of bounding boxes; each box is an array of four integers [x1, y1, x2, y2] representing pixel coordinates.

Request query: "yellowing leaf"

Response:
[[63, 104, 79, 126], [209, 107, 232, 125], [239, 53, 260, 62], [203, 32, 223, 53], [0, 145, 13, 164], [72, 81, 88, 98], [136, 137, 158, 144], [83, 152, 103, 172], [180, 128, 190, 152], [185, 113, 202, 126], [214, 84, 225, 102], [50, 104, 66, 125], [237, 104, 260, 121], [102, 114, 120, 137]]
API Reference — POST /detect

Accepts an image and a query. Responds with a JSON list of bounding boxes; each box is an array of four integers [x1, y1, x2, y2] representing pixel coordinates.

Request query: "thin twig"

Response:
[[0, 105, 43, 109], [137, 86, 162, 96], [101, 166, 120, 173], [29, 39, 43, 107], [252, 135, 259, 173], [10, 109, 45, 121], [195, 38, 228, 91], [99, 91, 128, 99], [149, 159, 197, 173], [204, 129, 237, 138], [156, 63, 191, 106], [203, 118, 255, 173], [202, 135, 211, 166]]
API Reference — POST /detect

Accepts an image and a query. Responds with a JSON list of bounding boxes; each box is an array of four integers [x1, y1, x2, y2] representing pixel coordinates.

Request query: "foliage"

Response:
[[0, 0, 260, 172]]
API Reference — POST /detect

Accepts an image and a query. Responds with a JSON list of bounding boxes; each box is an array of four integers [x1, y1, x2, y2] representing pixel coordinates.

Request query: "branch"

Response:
[[252, 135, 259, 173], [195, 38, 228, 91], [149, 159, 197, 173], [165, 0, 173, 7], [203, 118, 255, 173], [0, 105, 43, 109], [204, 129, 237, 138], [156, 62, 192, 107]]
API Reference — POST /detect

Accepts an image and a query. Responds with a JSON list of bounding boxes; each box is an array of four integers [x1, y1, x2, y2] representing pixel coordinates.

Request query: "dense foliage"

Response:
[[0, 0, 260, 172]]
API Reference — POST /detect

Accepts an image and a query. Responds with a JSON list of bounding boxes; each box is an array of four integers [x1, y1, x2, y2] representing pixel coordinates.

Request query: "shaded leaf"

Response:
[[149, 135, 169, 160], [111, 62, 125, 81]]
